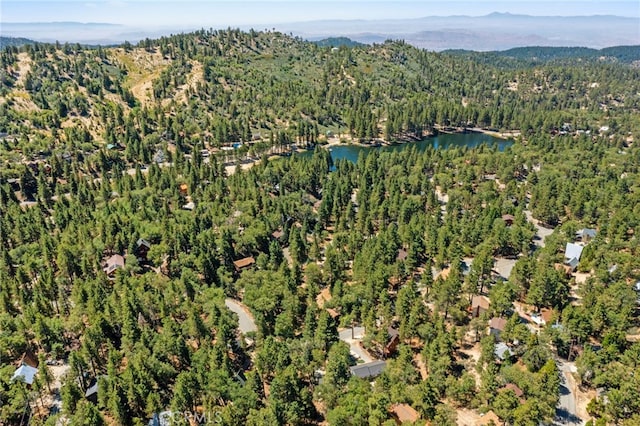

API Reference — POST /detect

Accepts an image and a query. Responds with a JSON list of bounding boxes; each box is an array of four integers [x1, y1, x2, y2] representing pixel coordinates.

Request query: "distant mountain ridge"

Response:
[[277, 13, 639, 51], [1, 22, 169, 46], [1, 13, 638, 50], [4, 21, 120, 26]]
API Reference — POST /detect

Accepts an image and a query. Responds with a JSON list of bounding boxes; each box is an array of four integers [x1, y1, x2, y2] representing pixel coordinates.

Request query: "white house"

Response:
[[11, 364, 38, 386], [564, 243, 584, 271]]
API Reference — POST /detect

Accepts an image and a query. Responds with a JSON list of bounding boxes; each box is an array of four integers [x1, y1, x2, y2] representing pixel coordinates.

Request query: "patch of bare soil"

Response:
[[162, 60, 204, 107], [457, 330, 482, 388], [8, 94, 39, 112], [112, 48, 171, 106], [15, 52, 32, 87], [414, 353, 428, 380], [457, 408, 502, 426], [316, 287, 332, 308], [224, 160, 256, 176], [575, 381, 596, 421], [574, 271, 592, 285], [131, 79, 154, 105], [1, 53, 40, 112]]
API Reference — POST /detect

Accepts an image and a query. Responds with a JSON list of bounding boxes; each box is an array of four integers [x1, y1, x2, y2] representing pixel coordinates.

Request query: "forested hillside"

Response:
[[444, 45, 640, 67], [1, 30, 639, 426], [0, 37, 36, 49], [311, 37, 365, 48]]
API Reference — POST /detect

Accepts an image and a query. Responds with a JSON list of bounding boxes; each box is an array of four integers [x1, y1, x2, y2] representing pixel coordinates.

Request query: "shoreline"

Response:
[[467, 127, 521, 140], [434, 125, 520, 140], [224, 127, 520, 175]]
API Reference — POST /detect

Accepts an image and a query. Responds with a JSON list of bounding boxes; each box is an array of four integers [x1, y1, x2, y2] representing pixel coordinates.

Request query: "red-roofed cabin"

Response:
[[502, 214, 515, 226], [233, 257, 255, 271], [390, 403, 420, 424]]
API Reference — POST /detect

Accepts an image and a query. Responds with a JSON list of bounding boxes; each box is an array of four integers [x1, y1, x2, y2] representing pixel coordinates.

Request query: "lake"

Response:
[[310, 132, 512, 164]]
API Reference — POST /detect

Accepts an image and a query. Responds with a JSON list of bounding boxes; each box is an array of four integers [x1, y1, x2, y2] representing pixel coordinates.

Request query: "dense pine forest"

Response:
[[1, 29, 640, 426]]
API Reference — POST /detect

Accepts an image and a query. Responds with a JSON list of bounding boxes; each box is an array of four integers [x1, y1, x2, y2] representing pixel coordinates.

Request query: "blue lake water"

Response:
[[320, 132, 512, 164]]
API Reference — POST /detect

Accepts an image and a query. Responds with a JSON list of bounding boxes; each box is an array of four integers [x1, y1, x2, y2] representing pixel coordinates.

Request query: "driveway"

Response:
[[339, 327, 374, 363], [225, 298, 257, 334], [525, 210, 555, 248]]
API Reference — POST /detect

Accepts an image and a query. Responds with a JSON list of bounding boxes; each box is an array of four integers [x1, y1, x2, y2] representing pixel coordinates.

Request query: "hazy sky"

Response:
[[3, 1, 639, 27]]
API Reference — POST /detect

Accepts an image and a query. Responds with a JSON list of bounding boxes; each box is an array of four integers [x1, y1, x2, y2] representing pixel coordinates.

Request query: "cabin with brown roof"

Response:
[[396, 248, 408, 262], [271, 229, 287, 246], [326, 308, 340, 320], [19, 351, 39, 369], [540, 308, 555, 325], [103, 254, 125, 276], [476, 410, 501, 426], [471, 295, 491, 318], [384, 327, 400, 358], [389, 403, 421, 425], [233, 256, 255, 271], [502, 214, 515, 226], [504, 383, 525, 402], [489, 317, 507, 340]]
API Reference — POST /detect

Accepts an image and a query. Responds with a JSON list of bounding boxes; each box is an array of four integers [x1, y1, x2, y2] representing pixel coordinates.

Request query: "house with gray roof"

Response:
[[350, 360, 386, 379], [576, 228, 597, 242], [495, 342, 514, 361], [11, 364, 38, 386], [149, 411, 173, 426], [135, 238, 151, 261], [564, 243, 584, 271], [566, 257, 580, 271]]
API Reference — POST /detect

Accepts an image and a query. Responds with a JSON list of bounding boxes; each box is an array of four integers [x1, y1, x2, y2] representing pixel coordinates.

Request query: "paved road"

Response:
[[338, 327, 375, 363], [525, 210, 554, 248], [522, 208, 582, 425], [225, 298, 257, 334], [555, 360, 584, 425]]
